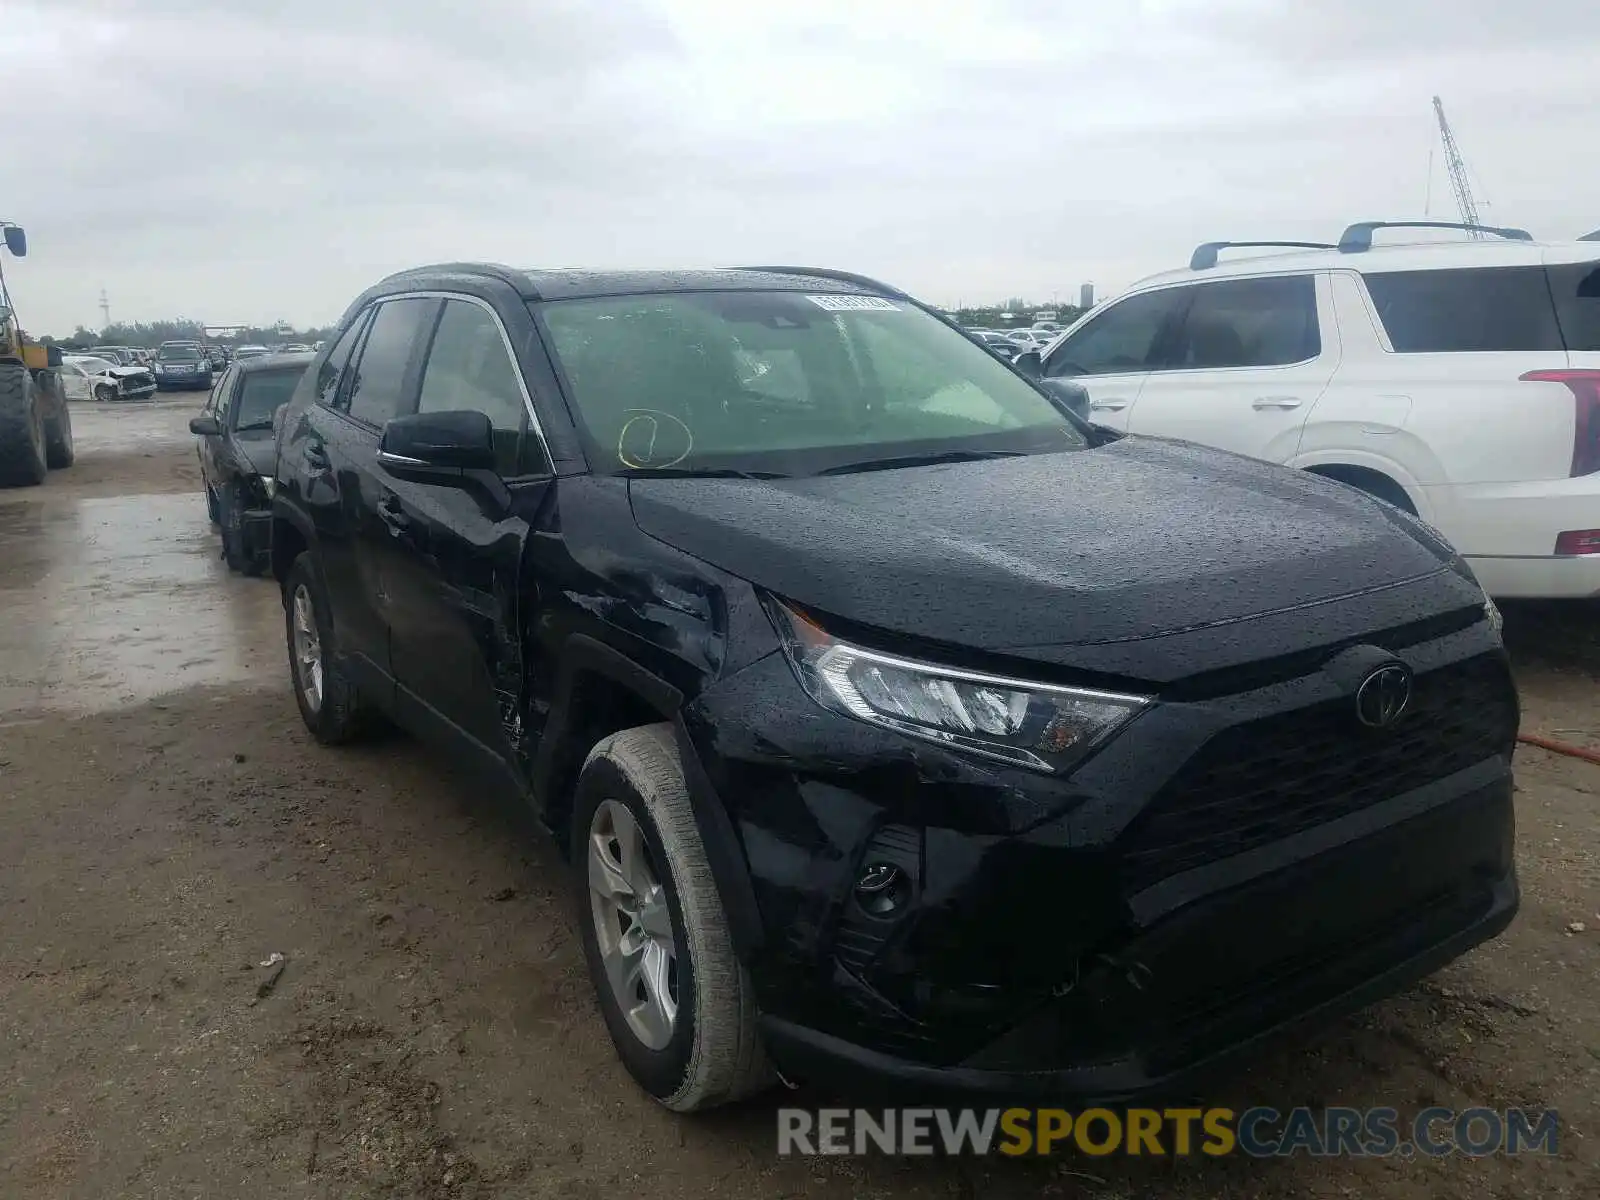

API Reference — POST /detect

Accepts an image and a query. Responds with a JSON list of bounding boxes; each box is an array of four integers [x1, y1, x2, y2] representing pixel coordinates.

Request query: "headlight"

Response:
[[765, 598, 1149, 773]]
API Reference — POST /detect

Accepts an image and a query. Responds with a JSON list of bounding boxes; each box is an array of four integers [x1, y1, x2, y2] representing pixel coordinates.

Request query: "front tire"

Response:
[[0, 362, 47, 487], [283, 551, 377, 745], [572, 725, 771, 1112], [219, 482, 258, 574], [94, 383, 116, 403]]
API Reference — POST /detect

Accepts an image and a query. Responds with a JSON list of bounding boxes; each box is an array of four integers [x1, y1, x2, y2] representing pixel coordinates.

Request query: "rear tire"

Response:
[[0, 362, 47, 488], [39, 373, 74, 469], [283, 551, 378, 745], [572, 725, 772, 1112]]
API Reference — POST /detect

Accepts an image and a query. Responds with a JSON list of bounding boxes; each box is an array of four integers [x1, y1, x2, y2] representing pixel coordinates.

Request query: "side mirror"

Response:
[[1042, 378, 1092, 422], [3, 225, 26, 257], [1012, 349, 1042, 378], [189, 415, 222, 436], [379, 409, 496, 477]]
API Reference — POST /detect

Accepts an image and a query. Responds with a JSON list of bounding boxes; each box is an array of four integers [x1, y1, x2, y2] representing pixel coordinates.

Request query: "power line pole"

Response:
[[99, 288, 111, 329]]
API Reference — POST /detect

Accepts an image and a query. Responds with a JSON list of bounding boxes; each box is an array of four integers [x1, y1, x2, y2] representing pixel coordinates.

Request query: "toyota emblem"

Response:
[[1355, 664, 1413, 729]]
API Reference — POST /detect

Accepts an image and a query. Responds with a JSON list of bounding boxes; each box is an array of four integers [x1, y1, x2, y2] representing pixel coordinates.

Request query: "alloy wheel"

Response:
[[587, 798, 679, 1051], [291, 584, 323, 713]]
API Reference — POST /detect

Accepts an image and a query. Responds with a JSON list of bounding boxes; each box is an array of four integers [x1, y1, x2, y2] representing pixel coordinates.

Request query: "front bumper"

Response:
[[679, 617, 1519, 1103], [241, 504, 272, 562], [154, 373, 211, 390]]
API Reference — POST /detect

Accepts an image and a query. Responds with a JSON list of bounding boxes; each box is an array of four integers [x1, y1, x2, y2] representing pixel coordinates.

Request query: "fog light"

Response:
[[854, 863, 905, 916]]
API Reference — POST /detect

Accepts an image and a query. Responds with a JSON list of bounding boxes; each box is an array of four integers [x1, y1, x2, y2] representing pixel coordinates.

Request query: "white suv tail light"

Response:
[[1520, 369, 1600, 476]]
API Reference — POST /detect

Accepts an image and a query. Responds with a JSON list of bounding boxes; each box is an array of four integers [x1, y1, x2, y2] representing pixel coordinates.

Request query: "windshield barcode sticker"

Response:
[[806, 295, 900, 312]]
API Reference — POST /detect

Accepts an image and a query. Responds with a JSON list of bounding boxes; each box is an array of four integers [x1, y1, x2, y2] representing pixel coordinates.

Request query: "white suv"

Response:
[[1025, 221, 1600, 599]]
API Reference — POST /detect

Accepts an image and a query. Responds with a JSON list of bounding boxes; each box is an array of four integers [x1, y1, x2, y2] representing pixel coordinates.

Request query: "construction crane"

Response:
[[1432, 95, 1484, 238]]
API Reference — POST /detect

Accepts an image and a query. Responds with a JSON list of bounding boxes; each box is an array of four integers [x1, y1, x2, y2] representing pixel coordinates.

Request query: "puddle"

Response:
[[0, 493, 284, 716]]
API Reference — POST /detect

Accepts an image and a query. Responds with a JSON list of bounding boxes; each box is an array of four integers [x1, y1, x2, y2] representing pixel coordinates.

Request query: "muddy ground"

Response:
[[0, 397, 1596, 1199]]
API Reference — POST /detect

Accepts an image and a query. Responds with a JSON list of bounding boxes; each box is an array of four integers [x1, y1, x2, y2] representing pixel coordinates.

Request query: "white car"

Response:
[[1028, 221, 1600, 599], [61, 354, 158, 403]]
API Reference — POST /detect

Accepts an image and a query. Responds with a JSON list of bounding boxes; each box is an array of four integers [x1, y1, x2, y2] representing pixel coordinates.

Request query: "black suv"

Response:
[[270, 265, 1519, 1111], [190, 352, 313, 573]]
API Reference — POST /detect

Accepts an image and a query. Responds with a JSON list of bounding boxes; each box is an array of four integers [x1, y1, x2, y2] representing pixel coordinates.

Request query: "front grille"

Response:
[[1121, 653, 1516, 890], [121, 373, 155, 390]]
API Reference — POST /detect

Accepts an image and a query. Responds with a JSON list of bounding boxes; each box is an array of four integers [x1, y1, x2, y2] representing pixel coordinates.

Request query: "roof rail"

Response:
[[735, 265, 909, 299], [377, 261, 533, 295], [1337, 221, 1534, 253], [1190, 241, 1337, 270]]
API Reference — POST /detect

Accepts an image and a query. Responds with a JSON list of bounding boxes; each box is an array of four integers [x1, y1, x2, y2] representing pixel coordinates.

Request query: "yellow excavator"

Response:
[[0, 221, 74, 487]]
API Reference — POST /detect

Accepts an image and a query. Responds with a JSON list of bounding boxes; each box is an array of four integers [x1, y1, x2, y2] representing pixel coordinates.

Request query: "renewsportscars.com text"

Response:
[[776, 1106, 1560, 1158]]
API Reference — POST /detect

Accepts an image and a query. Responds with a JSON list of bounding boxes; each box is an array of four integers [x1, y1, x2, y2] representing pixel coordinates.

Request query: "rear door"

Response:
[[326, 296, 441, 689], [1124, 273, 1334, 462], [1039, 287, 1186, 430], [1349, 264, 1573, 486], [380, 296, 551, 764]]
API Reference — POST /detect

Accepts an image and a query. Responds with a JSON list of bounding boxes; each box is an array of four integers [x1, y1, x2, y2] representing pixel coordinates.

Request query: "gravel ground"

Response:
[[0, 398, 1596, 1199]]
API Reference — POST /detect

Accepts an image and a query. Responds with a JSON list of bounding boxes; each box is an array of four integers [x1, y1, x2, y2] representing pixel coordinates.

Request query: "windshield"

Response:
[[233, 366, 305, 433], [158, 345, 201, 362], [69, 357, 115, 374], [537, 290, 1084, 476]]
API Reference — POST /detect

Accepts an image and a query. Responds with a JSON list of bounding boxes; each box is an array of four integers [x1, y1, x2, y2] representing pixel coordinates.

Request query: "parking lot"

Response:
[[0, 397, 1596, 1199]]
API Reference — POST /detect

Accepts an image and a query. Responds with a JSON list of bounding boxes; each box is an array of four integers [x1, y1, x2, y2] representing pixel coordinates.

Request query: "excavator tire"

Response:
[[37, 369, 75, 469], [0, 360, 47, 487]]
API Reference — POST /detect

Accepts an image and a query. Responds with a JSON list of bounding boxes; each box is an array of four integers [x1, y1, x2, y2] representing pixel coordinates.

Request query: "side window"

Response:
[[416, 299, 536, 474], [1046, 289, 1182, 377], [211, 368, 236, 421], [1167, 275, 1320, 370], [315, 311, 372, 410], [1362, 267, 1564, 353], [346, 298, 438, 428], [1542, 261, 1600, 353]]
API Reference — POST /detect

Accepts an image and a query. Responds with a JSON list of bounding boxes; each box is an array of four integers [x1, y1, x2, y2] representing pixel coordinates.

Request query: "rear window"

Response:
[[1362, 267, 1563, 353], [1546, 261, 1600, 353]]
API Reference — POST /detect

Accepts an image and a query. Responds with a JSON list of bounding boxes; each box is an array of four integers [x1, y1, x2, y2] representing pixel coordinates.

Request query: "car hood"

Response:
[[628, 438, 1462, 673], [233, 436, 276, 476], [106, 366, 150, 378]]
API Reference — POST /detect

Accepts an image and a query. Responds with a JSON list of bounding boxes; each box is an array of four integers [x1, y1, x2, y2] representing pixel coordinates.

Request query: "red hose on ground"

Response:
[[1518, 733, 1600, 766]]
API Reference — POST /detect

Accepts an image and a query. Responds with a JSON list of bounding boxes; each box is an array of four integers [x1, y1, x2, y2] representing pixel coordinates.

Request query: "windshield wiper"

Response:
[[620, 467, 789, 481], [817, 449, 1028, 475], [235, 420, 275, 433]]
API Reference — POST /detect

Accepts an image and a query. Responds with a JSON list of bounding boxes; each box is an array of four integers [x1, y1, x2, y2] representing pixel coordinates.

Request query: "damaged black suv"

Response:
[[270, 264, 1519, 1111]]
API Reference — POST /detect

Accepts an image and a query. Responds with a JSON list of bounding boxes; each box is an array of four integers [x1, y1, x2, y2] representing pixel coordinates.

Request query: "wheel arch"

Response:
[[269, 500, 316, 590], [530, 637, 766, 962], [1290, 448, 1430, 518]]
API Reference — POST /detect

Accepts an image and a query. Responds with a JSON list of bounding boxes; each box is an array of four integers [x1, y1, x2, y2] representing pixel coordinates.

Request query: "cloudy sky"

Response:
[[5, 0, 1599, 334]]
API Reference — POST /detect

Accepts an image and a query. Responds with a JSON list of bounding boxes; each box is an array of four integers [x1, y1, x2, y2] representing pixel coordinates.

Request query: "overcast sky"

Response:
[[5, 0, 1598, 333]]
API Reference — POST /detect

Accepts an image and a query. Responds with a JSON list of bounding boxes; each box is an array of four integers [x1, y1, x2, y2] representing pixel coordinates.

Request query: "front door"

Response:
[[379, 297, 550, 764], [1124, 273, 1337, 464], [1040, 287, 1188, 431]]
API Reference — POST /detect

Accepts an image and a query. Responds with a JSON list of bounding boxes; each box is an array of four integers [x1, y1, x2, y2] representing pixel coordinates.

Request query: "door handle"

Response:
[[1090, 399, 1130, 411], [1252, 396, 1303, 410], [303, 442, 331, 470], [378, 496, 411, 536]]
